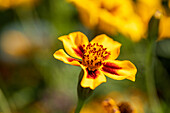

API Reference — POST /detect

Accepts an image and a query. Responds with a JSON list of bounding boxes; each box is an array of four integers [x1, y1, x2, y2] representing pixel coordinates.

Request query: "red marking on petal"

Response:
[[67, 58, 80, 66], [79, 45, 84, 53], [73, 45, 84, 58], [67, 58, 76, 62], [103, 62, 122, 69], [86, 68, 98, 79], [102, 66, 119, 75], [105, 55, 110, 60]]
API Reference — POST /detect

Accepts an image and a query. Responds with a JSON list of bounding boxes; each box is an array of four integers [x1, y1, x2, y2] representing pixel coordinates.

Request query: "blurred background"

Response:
[[0, 0, 170, 113]]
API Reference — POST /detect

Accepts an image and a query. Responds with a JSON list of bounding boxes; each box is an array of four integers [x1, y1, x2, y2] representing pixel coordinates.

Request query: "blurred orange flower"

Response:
[[53, 32, 137, 90], [69, 0, 145, 41], [0, 0, 39, 9]]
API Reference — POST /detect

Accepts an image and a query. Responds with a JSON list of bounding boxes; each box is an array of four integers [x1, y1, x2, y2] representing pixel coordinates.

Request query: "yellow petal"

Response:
[[53, 49, 80, 66], [101, 60, 137, 81], [101, 0, 134, 17], [99, 10, 145, 42], [117, 15, 145, 42], [58, 32, 89, 59], [90, 34, 121, 60], [80, 65, 106, 90], [159, 16, 170, 40], [136, 0, 162, 25], [68, 0, 100, 29]]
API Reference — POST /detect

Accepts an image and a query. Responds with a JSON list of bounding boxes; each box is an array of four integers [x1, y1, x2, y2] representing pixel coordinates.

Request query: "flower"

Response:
[[136, 0, 170, 40], [102, 98, 138, 113], [136, 0, 163, 26], [70, 90, 145, 113], [53, 32, 137, 90], [98, 0, 145, 41], [159, 15, 170, 40], [68, 0, 145, 41], [103, 91, 146, 113], [102, 98, 120, 113]]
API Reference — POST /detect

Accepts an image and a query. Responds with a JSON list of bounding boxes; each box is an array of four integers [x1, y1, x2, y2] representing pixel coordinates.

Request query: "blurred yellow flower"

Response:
[[136, 0, 170, 40], [70, 90, 145, 113], [0, 0, 39, 10], [99, 0, 145, 41], [68, 0, 100, 29], [103, 98, 138, 113], [104, 91, 145, 113], [102, 98, 120, 113], [136, 0, 163, 26], [53, 32, 137, 90], [69, 0, 145, 41], [159, 15, 170, 40]]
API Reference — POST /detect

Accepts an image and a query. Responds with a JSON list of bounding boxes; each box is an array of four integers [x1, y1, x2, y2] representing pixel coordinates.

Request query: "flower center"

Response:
[[118, 102, 133, 113], [82, 43, 110, 71]]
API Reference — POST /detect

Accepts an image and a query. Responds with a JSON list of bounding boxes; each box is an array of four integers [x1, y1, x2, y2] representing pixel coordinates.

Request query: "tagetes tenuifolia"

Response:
[[53, 32, 137, 89]]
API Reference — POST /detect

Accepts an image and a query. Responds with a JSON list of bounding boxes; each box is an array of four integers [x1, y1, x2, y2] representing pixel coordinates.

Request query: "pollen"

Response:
[[82, 43, 111, 71]]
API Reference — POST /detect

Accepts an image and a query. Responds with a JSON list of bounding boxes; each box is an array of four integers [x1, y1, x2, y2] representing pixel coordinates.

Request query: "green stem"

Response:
[[75, 99, 85, 113], [145, 41, 163, 113], [75, 69, 94, 113]]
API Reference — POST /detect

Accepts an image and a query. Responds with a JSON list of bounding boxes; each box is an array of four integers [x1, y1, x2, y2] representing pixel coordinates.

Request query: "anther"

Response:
[[82, 43, 110, 71]]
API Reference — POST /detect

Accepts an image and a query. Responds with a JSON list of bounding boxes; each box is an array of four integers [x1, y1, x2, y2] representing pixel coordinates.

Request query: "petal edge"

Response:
[[58, 32, 89, 59], [53, 49, 80, 66]]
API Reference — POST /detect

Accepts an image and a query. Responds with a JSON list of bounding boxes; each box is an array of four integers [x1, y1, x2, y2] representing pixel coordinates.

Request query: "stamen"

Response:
[[82, 43, 110, 71]]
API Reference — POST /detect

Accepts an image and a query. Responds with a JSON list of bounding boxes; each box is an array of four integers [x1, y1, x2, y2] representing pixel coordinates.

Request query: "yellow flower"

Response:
[[136, 0, 170, 40], [70, 98, 120, 113], [159, 15, 170, 40], [99, 0, 145, 41], [103, 98, 138, 113], [102, 98, 120, 113], [68, 0, 145, 41], [136, 0, 162, 25], [68, 0, 100, 29], [53, 32, 137, 90], [104, 91, 146, 113], [70, 91, 145, 113]]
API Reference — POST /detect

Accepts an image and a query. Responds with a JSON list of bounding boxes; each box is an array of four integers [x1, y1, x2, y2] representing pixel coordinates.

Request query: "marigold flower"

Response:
[[53, 32, 137, 89], [70, 91, 145, 113], [68, 0, 145, 41], [102, 98, 120, 113], [104, 91, 146, 113]]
